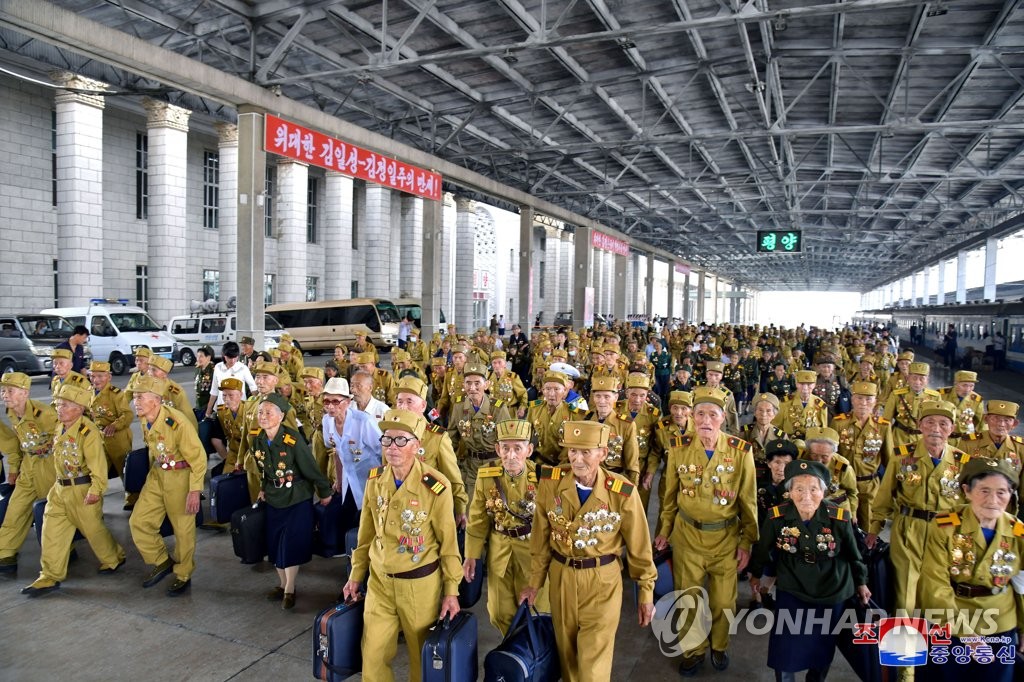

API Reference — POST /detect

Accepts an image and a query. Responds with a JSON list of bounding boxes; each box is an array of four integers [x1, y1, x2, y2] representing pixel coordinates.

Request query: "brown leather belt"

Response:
[[856, 474, 878, 482], [495, 523, 532, 539], [899, 505, 936, 521], [58, 475, 91, 487], [468, 451, 493, 461], [894, 421, 920, 435], [953, 582, 1006, 598], [385, 559, 439, 580], [831, 494, 848, 504], [552, 551, 617, 570]]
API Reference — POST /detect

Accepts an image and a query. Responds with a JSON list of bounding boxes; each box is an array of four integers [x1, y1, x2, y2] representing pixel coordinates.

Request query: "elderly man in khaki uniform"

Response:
[[702, 361, 740, 435], [437, 343, 469, 420], [648, 390, 695, 502], [147, 356, 199, 431], [527, 370, 586, 466], [353, 351, 396, 406], [522, 421, 657, 682], [488, 351, 528, 417], [618, 373, 660, 506], [236, 361, 300, 502], [879, 349, 914, 404], [22, 383, 126, 596], [447, 363, 511, 497], [802, 427, 859, 517], [299, 367, 329, 475], [0, 373, 59, 573], [464, 419, 550, 634], [938, 370, 985, 438], [342, 409, 461, 682], [882, 361, 942, 450], [957, 400, 1023, 477], [88, 360, 135, 507], [49, 348, 88, 404], [278, 341, 304, 382], [830, 380, 894, 527], [128, 376, 206, 596], [654, 386, 758, 677], [773, 369, 829, 440], [212, 377, 246, 474], [583, 376, 641, 484]]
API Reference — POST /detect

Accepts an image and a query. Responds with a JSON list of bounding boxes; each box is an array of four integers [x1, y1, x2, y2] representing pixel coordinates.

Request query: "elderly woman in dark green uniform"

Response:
[[749, 460, 870, 682], [250, 393, 332, 610], [919, 457, 1024, 682]]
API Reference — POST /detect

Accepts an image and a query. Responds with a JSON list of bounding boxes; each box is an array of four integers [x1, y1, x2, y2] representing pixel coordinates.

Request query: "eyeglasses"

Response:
[[323, 398, 348, 406], [380, 435, 414, 447]]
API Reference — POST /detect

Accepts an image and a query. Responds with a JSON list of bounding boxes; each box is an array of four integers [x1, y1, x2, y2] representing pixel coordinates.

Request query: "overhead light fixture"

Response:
[[502, 50, 519, 64], [619, 38, 636, 50], [773, 16, 787, 31]]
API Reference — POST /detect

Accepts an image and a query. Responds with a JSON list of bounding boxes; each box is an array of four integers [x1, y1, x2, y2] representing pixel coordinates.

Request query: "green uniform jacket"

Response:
[[248, 425, 332, 508]]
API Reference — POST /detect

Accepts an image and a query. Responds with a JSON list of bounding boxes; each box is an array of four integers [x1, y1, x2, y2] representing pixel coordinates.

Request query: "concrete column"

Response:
[[591, 248, 603, 315], [144, 99, 191, 323], [709, 275, 718, 322], [626, 253, 638, 314], [559, 231, 573, 316], [898, 278, 905, 307], [390, 195, 403, 297], [696, 271, 706, 323], [956, 250, 968, 304], [421, 197, 443, 338], [401, 196, 423, 298], [324, 172, 353, 300], [275, 159, 308, 303], [683, 273, 691, 323], [518, 206, 534, 336], [613, 253, 627, 320], [921, 268, 930, 306], [573, 226, 593, 329], [984, 237, 998, 301], [364, 184, 392, 298], [352, 184, 366, 293], [215, 123, 238, 306], [667, 265, 676, 320], [52, 72, 106, 305], [235, 109, 266, 344], [439, 194, 455, 324], [936, 262, 946, 306], [603, 251, 614, 316], [454, 196, 475, 332], [910, 273, 917, 307], [544, 226, 561, 322], [645, 255, 655, 318]]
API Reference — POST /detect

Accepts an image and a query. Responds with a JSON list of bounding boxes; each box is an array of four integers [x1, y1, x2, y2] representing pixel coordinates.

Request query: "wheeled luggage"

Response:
[[312, 598, 364, 681], [230, 502, 267, 564], [122, 447, 149, 493], [209, 471, 249, 524], [421, 612, 478, 681], [313, 494, 348, 558], [457, 528, 484, 608]]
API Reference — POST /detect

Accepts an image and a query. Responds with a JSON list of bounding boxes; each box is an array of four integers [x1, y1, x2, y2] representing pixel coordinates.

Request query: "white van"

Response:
[[266, 298, 401, 353], [167, 311, 285, 365], [42, 299, 177, 376]]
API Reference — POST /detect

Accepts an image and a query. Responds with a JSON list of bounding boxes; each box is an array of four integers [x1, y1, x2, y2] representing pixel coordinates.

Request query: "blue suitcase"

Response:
[[313, 598, 364, 681], [484, 602, 558, 682], [635, 545, 674, 607], [123, 448, 149, 493], [209, 472, 249, 524], [422, 612, 478, 682], [0, 482, 13, 526], [457, 528, 484, 608], [344, 527, 359, 555], [313, 494, 348, 558]]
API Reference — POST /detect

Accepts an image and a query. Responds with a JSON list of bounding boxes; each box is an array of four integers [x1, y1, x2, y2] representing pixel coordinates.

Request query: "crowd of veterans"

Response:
[[1, 318, 1023, 682]]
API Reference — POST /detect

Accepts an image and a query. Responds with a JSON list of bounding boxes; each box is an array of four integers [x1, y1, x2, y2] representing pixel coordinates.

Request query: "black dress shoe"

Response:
[[98, 558, 126, 575], [281, 592, 296, 610], [22, 582, 60, 597], [0, 557, 17, 574], [166, 578, 191, 596], [678, 652, 705, 677], [711, 649, 730, 671], [142, 560, 173, 588], [266, 586, 285, 601]]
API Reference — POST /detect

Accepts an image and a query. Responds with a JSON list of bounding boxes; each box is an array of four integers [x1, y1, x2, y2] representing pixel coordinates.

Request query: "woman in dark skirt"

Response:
[[250, 393, 333, 610], [749, 460, 870, 682]]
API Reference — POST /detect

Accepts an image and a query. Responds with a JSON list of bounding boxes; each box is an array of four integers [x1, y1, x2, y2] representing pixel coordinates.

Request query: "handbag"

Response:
[[483, 601, 558, 682]]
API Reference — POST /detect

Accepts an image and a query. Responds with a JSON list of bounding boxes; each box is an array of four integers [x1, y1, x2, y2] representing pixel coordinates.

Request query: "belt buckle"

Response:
[[954, 584, 969, 597], [992, 586, 1004, 595], [570, 557, 585, 569], [802, 550, 817, 564]]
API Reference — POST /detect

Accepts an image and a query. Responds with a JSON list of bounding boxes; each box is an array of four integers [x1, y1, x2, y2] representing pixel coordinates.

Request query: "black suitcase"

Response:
[[836, 598, 892, 682], [313, 494, 348, 558], [312, 598, 364, 681], [484, 602, 558, 682], [158, 506, 204, 538], [422, 612, 478, 682], [635, 545, 673, 608], [209, 472, 250, 524], [344, 527, 359, 555], [33, 499, 83, 545], [457, 528, 484, 608], [231, 502, 267, 564], [855, 528, 894, 614], [0, 482, 13, 526], [123, 448, 149, 493]]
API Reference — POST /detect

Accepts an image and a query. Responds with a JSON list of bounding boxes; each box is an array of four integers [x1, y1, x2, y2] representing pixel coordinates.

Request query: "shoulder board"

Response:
[[660, 416, 673, 427], [77, 422, 90, 436], [957, 452, 971, 465], [168, 384, 181, 395], [217, 404, 229, 412], [727, 436, 753, 453], [477, 466, 503, 478], [531, 398, 545, 407], [427, 423, 445, 434], [422, 473, 447, 495], [605, 476, 635, 497], [110, 386, 121, 394], [768, 504, 788, 519], [837, 462, 848, 472], [833, 414, 849, 421], [679, 435, 693, 447], [648, 405, 660, 416], [669, 437, 684, 448], [540, 465, 564, 481], [619, 412, 633, 422], [32, 404, 42, 418], [1011, 435, 1023, 445], [249, 428, 261, 436], [935, 512, 961, 527], [283, 434, 296, 446], [722, 387, 732, 396], [924, 389, 941, 397], [164, 416, 178, 429], [963, 433, 981, 441], [368, 466, 382, 480], [493, 399, 505, 408], [970, 392, 982, 401], [875, 417, 890, 425], [827, 505, 850, 522], [895, 444, 912, 456], [894, 388, 908, 395], [1014, 521, 1024, 537]]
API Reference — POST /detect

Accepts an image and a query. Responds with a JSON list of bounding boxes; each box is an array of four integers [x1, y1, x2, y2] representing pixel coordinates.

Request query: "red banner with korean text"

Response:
[[675, 263, 691, 275], [264, 114, 442, 201], [591, 231, 630, 256]]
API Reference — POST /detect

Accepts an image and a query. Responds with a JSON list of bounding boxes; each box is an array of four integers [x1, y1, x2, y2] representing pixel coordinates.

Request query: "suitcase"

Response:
[[483, 602, 558, 682], [231, 502, 267, 564], [421, 612, 478, 682], [0, 482, 13, 527], [158, 506, 204, 538], [855, 528, 894, 614], [123, 448, 149, 493], [313, 494, 348, 558], [457, 528, 484, 608], [344, 527, 360, 555], [635, 545, 673, 608], [836, 598, 892, 682], [312, 598, 364, 681], [209, 472, 250, 524], [33, 499, 84, 545]]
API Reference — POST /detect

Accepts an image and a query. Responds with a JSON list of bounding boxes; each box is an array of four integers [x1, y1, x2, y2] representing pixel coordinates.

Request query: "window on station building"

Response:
[[510, 249, 515, 271], [306, 276, 318, 302], [52, 259, 58, 307], [264, 274, 275, 305], [135, 133, 148, 220], [351, 280, 359, 298], [306, 177, 319, 243], [203, 269, 220, 302], [136, 265, 149, 310], [203, 151, 219, 229], [51, 110, 57, 207], [539, 261, 546, 299], [264, 165, 276, 237], [352, 186, 360, 249]]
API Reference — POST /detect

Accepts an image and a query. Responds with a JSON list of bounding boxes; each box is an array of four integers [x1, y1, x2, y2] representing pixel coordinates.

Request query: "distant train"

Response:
[[854, 301, 1024, 373]]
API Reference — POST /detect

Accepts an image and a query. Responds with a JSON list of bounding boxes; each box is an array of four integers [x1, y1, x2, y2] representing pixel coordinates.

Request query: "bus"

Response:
[[266, 298, 402, 353]]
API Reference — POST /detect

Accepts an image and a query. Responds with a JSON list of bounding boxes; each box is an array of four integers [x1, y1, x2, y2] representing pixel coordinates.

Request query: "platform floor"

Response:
[[0, 352, 1020, 681]]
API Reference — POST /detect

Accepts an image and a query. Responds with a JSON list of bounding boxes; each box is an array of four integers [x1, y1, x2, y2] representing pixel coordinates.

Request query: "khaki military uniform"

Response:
[[773, 395, 829, 440], [49, 372, 87, 404], [236, 393, 299, 502], [283, 353, 304, 382], [406, 340, 429, 370], [526, 399, 586, 466], [349, 459, 461, 682], [371, 368, 396, 407], [488, 369, 528, 415], [420, 422, 470, 517], [581, 411, 641, 484], [436, 368, 465, 421], [800, 452, 858, 516], [447, 395, 511, 496], [882, 387, 942, 450], [128, 405, 207, 583], [301, 394, 330, 477], [161, 379, 199, 431], [830, 413, 894, 528], [617, 401, 660, 506], [465, 461, 550, 634], [957, 433, 1024, 488], [88, 384, 133, 486], [657, 433, 758, 657], [879, 371, 909, 405], [215, 404, 246, 473], [529, 466, 656, 682], [0, 401, 58, 561], [35, 415, 125, 586], [740, 423, 788, 466], [939, 388, 985, 438], [869, 441, 970, 611]]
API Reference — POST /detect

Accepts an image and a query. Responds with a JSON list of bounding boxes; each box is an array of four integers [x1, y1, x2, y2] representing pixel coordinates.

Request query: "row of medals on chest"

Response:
[[676, 462, 737, 505], [19, 425, 52, 457], [837, 428, 884, 465], [777, 525, 837, 559], [485, 478, 536, 541], [252, 447, 297, 486], [895, 456, 962, 499], [549, 500, 622, 550], [949, 533, 1017, 587], [376, 494, 430, 562]]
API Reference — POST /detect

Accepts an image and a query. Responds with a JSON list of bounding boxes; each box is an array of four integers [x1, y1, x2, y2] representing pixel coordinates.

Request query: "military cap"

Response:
[[795, 370, 818, 384], [784, 459, 831, 488], [590, 343, 604, 355], [280, 332, 293, 343], [253, 360, 279, 376], [56, 383, 93, 408], [602, 345, 620, 355], [464, 363, 488, 379], [334, 343, 348, 352], [625, 373, 650, 390], [560, 421, 611, 449], [693, 386, 727, 407], [353, 352, 375, 365], [261, 392, 291, 414], [631, 352, 647, 363], [850, 381, 878, 396], [219, 377, 244, 392], [379, 408, 426, 440], [765, 439, 798, 460], [813, 352, 837, 366], [90, 361, 111, 373], [549, 349, 567, 361], [276, 341, 293, 352], [859, 354, 876, 364], [591, 376, 620, 393], [897, 350, 915, 361], [490, 350, 507, 361], [752, 392, 780, 410], [396, 376, 428, 400], [954, 370, 977, 383], [240, 336, 256, 346], [323, 377, 352, 397], [960, 457, 1018, 489], [51, 348, 72, 361], [548, 362, 580, 379], [908, 362, 930, 376], [198, 345, 215, 358], [668, 391, 693, 407], [391, 350, 410, 363], [149, 356, 173, 373], [300, 367, 325, 382], [354, 330, 368, 338], [131, 375, 168, 397], [805, 426, 840, 445], [705, 361, 725, 373], [987, 400, 1019, 419], [496, 419, 533, 442], [919, 400, 955, 421], [431, 356, 447, 367], [269, 349, 281, 360], [133, 347, 152, 359], [542, 370, 569, 386], [451, 343, 469, 356], [0, 372, 31, 390]]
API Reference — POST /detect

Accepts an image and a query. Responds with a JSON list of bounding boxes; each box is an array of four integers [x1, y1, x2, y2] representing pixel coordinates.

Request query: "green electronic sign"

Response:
[[757, 230, 802, 253]]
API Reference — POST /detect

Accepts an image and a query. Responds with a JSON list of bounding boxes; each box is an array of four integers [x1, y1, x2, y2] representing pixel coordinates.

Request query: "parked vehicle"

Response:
[[266, 298, 401, 353], [168, 311, 285, 365], [0, 313, 77, 375]]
